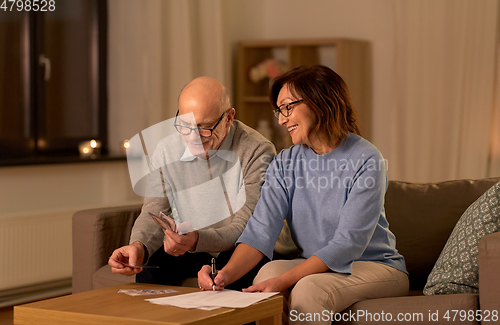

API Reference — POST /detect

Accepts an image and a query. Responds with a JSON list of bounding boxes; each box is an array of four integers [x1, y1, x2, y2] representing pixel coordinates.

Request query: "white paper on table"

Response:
[[145, 289, 279, 309]]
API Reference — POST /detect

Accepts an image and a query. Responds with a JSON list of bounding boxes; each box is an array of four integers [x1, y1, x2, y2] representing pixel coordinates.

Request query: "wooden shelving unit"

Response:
[[236, 38, 372, 151]]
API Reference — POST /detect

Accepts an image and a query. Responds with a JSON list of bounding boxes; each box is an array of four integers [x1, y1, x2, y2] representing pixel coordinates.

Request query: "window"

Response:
[[0, 0, 107, 163]]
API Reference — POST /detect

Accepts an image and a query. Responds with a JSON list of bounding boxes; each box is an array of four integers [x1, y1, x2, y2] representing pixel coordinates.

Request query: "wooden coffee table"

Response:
[[14, 283, 283, 325]]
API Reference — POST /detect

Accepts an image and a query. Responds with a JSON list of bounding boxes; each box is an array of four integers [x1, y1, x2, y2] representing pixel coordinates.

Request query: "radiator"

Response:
[[0, 210, 73, 306]]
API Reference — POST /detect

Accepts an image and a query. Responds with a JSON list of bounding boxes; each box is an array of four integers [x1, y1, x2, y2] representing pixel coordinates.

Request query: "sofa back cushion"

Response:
[[424, 181, 500, 294], [385, 178, 500, 291], [72, 204, 143, 293]]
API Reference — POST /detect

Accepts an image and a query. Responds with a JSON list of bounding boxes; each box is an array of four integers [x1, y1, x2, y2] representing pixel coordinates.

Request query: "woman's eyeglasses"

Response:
[[273, 99, 303, 119]]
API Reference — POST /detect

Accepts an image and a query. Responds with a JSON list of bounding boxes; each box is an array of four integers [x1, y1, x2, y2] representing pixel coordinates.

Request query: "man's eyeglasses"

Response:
[[273, 99, 303, 119], [174, 110, 228, 138]]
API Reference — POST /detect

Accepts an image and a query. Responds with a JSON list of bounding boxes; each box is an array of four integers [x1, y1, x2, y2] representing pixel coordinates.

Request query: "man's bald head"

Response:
[[178, 76, 230, 118], [176, 77, 235, 157]]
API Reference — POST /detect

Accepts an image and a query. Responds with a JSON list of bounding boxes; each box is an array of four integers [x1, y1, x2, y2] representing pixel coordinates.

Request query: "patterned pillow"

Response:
[[424, 181, 500, 295]]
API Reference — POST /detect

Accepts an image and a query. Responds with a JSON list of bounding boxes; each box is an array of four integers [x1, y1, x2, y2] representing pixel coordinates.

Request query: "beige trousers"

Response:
[[254, 259, 409, 325]]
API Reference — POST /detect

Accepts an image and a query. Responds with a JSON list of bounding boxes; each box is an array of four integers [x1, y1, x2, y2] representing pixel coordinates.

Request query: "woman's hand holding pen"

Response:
[[198, 264, 227, 291], [197, 244, 266, 291]]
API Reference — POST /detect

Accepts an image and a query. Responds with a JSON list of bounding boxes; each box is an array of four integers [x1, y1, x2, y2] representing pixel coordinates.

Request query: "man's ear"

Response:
[[226, 108, 236, 124]]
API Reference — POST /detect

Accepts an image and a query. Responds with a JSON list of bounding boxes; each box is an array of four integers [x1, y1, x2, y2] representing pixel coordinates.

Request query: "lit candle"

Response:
[[122, 139, 130, 155], [79, 141, 93, 158], [79, 139, 101, 158]]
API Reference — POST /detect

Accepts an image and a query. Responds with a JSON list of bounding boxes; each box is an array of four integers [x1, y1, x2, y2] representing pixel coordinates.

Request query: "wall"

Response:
[[220, 0, 266, 96], [107, 0, 165, 156], [0, 162, 140, 215]]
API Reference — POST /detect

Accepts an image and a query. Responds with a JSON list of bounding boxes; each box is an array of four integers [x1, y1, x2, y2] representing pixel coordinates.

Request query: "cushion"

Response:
[[424, 181, 500, 295], [384, 178, 500, 291]]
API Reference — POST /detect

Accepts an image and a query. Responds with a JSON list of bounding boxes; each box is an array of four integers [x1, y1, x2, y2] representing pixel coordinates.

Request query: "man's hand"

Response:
[[163, 229, 199, 256], [109, 241, 145, 276], [198, 264, 227, 291]]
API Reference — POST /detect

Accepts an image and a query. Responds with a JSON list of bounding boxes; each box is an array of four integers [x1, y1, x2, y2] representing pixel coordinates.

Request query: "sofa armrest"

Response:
[[72, 204, 142, 293], [479, 231, 500, 318]]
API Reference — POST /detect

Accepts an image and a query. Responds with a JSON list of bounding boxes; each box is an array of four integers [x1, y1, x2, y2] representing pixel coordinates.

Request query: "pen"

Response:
[[211, 258, 216, 291]]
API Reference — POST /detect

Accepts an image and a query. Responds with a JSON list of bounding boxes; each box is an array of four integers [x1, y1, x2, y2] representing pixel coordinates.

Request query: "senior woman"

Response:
[[198, 65, 408, 324]]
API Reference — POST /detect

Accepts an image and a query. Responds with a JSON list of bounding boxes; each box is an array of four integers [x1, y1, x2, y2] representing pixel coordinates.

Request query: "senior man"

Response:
[[109, 76, 276, 289]]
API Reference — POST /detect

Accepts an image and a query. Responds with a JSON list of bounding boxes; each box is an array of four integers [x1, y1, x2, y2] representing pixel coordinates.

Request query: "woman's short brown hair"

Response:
[[270, 65, 360, 147]]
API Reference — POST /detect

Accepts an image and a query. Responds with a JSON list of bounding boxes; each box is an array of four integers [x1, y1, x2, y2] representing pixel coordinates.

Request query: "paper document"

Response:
[[145, 289, 279, 309], [148, 299, 220, 311]]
